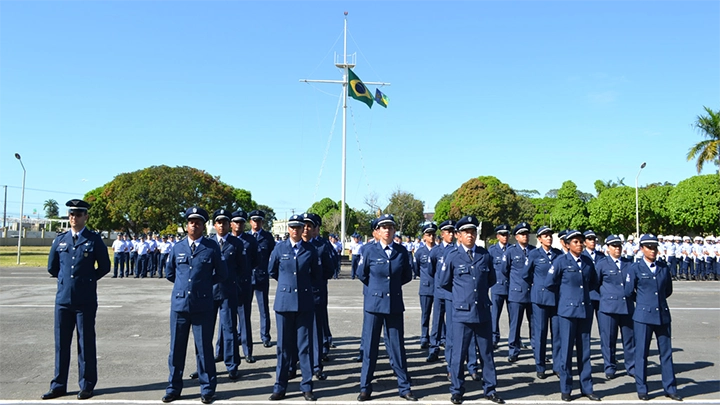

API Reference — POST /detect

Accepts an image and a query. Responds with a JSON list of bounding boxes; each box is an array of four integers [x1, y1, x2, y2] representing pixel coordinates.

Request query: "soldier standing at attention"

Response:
[[43, 199, 111, 400], [349, 233, 364, 280], [427, 220, 456, 363], [439, 216, 504, 405], [229, 210, 258, 363], [488, 225, 511, 351], [413, 223, 438, 350], [503, 222, 534, 363], [162, 207, 227, 404], [357, 214, 416, 402], [111, 233, 125, 278], [546, 230, 600, 402], [625, 234, 682, 401], [249, 210, 276, 348], [267, 214, 321, 401]]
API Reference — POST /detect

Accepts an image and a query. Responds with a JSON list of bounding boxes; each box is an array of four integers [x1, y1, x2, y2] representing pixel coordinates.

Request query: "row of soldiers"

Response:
[[411, 219, 685, 403], [110, 233, 175, 278]]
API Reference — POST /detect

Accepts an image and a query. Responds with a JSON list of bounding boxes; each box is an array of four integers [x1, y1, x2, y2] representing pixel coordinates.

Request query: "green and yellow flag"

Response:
[[374, 88, 388, 108], [348, 68, 373, 109]]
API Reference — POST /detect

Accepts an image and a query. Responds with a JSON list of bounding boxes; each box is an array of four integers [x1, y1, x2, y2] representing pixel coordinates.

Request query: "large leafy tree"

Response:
[[255, 204, 276, 233], [686, 106, 720, 174], [530, 196, 556, 229], [642, 184, 675, 235], [551, 180, 589, 231], [384, 189, 425, 237], [84, 186, 115, 233], [448, 176, 522, 227], [43, 199, 59, 218], [87, 165, 249, 235], [587, 186, 636, 236], [667, 174, 720, 234], [433, 193, 454, 223]]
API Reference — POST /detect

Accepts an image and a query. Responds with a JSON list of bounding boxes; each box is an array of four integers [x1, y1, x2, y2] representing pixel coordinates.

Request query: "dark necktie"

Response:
[[219, 238, 224, 249], [253, 232, 259, 240], [523, 248, 527, 257], [650, 262, 656, 273], [72, 234, 77, 245], [547, 251, 552, 260], [576, 258, 582, 268], [467, 249, 473, 261], [385, 246, 391, 257], [191, 243, 196, 254], [615, 260, 620, 269]]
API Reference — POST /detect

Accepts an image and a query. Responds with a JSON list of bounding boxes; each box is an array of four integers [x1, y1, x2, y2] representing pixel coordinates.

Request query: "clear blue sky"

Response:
[[1, 1, 718, 222]]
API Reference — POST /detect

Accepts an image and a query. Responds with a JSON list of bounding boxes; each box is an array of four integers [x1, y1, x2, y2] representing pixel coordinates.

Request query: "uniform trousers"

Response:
[[531, 303, 560, 374], [136, 254, 148, 277], [557, 315, 593, 395], [449, 320, 497, 396], [351, 255, 360, 279], [312, 303, 327, 373], [429, 296, 447, 356], [158, 253, 169, 278], [359, 311, 412, 396], [252, 281, 272, 342], [321, 304, 332, 355], [667, 256, 678, 277], [212, 298, 239, 372], [634, 321, 677, 395], [598, 311, 635, 377], [167, 310, 217, 396], [236, 284, 254, 357], [273, 310, 313, 394], [121, 252, 130, 275], [507, 301, 530, 358], [419, 295, 434, 346], [113, 253, 124, 278], [491, 293, 508, 346], [129, 252, 137, 275], [51, 303, 98, 392]]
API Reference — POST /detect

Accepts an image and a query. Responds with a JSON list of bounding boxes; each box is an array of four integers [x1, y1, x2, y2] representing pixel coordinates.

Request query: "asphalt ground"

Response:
[[0, 265, 718, 404]]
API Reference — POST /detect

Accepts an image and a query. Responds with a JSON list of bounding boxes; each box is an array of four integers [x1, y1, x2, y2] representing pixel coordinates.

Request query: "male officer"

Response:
[[158, 235, 171, 278], [503, 222, 534, 363], [439, 216, 504, 405], [488, 224, 511, 350], [162, 207, 227, 404], [413, 223, 438, 350], [706, 236, 718, 281], [43, 199, 111, 400], [596, 235, 635, 380], [623, 235, 637, 261], [357, 214, 416, 402], [557, 230, 569, 254], [523, 226, 561, 379], [129, 234, 138, 276], [349, 233, 364, 280], [111, 233, 125, 278], [582, 230, 605, 328], [546, 230, 600, 402], [665, 235, 678, 280], [135, 235, 149, 278], [625, 234, 682, 401], [692, 236, 705, 280], [146, 233, 157, 277], [229, 210, 258, 363], [210, 209, 242, 380], [121, 233, 132, 277], [680, 236, 693, 280], [267, 214, 321, 401], [249, 210, 276, 347], [427, 220, 456, 364]]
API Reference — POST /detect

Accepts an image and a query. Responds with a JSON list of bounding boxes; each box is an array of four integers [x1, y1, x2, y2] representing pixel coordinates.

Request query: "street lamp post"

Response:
[[15, 153, 26, 265], [635, 162, 646, 239]]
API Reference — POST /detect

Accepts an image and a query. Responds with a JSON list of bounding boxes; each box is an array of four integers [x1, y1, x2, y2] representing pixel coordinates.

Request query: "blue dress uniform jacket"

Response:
[[488, 243, 510, 347], [624, 259, 678, 396], [212, 235, 244, 373], [438, 245, 499, 397], [525, 246, 562, 374], [582, 249, 605, 303], [310, 237, 335, 373], [357, 241, 414, 396], [414, 245, 436, 296], [504, 244, 534, 303], [547, 252, 599, 396], [596, 255, 635, 377], [233, 232, 255, 358], [527, 247, 561, 307], [165, 237, 228, 398], [252, 228, 275, 344], [213, 236, 243, 301], [597, 256, 633, 315], [268, 239, 322, 394], [47, 228, 111, 393]]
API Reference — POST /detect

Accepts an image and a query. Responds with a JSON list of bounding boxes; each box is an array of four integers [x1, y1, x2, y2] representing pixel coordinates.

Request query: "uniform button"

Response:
[[293, 272, 296, 275], [622, 297, 626, 300], [71, 266, 74, 269], [189, 267, 193, 270], [474, 301, 478, 304], [188, 279, 192, 282], [473, 277, 476, 280], [653, 277, 656, 279], [474, 289, 477, 292], [581, 302, 584, 305], [580, 286, 584, 289], [72, 257, 75, 259], [70, 275, 74, 278], [387, 293, 390, 296], [188, 291, 191, 294], [620, 283, 624, 286], [387, 276, 390, 279], [656, 307, 659, 310], [294, 289, 297, 292]]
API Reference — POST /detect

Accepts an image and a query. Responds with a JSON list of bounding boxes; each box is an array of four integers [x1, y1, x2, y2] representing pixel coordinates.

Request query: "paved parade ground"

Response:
[[0, 266, 718, 404]]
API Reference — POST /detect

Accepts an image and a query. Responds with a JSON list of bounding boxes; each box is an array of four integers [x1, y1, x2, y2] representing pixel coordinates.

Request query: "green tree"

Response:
[[308, 198, 339, 219], [449, 176, 522, 226], [43, 199, 59, 218], [255, 204, 276, 233], [233, 188, 256, 212], [530, 196, 556, 229], [384, 189, 425, 237], [667, 174, 720, 234], [551, 180, 589, 231], [433, 193, 454, 223], [587, 186, 636, 236], [593, 178, 626, 196], [352, 209, 375, 237], [686, 106, 720, 174], [84, 186, 115, 234], [642, 184, 674, 234]]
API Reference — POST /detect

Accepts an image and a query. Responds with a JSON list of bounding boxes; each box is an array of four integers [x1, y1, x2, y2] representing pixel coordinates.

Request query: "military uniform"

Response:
[[43, 200, 111, 400], [249, 210, 276, 346], [111, 234, 125, 278], [503, 222, 534, 362], [163, 207, 227, 404], [488, 224, 511, 349], [428, 220, 457, 363], [413, 223, 438, 349]]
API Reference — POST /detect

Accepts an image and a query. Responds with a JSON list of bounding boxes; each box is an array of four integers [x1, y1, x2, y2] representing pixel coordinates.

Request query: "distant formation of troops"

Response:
[[45, 198, 714, 403]]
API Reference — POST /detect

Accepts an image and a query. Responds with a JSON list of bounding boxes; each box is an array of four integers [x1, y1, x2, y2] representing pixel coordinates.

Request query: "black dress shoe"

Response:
[[485, 393, 505, 404], [471, 373, 482, 381], [77, 390, 93, 400], [303, 391, 317, 401], [314, 371, 327, 380], [426, 352, 439, 362], [605, 373, 615, 380], [162, 393, 180, 403], [321, 354, 330, 362], [228, 369, 240, 380], [420, 342, 429, 349], [246, 355, 256, 363], [561, 393, 572, 402], [41, 389, 66, 400], [450, 394, 463, 404], [638, 393, 650, 401], [400, 392, 418, 401], [357, 392, 371, 402], [269, 392, 286, 401], [536, 371, 547, 379], [214, 355, 222, 362], [507, 356, 518, 363], [666, 393, 683, 401], [263, 340, 273, 348], [200, 394, 215, 404], [583, 393, 601, 401], [189, 371, 199, 379]]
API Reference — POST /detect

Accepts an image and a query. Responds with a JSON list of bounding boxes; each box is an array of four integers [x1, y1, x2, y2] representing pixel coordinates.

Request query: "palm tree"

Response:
[[686, 106, 720, 174], [43, 199, 59, 218]]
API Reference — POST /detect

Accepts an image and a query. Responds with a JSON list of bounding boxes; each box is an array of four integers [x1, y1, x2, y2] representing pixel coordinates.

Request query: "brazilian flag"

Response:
[[348, 68, 373, 109], [375, 88, 388, 108]]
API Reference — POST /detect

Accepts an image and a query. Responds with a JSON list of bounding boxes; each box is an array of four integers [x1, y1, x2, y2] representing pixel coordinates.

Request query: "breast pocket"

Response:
[[457, 265, 469, 276], [176, 256, 188, 265]]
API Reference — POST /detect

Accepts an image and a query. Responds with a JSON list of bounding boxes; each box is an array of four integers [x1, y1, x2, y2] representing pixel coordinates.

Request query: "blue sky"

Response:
[[1, 1, 718, 222]]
